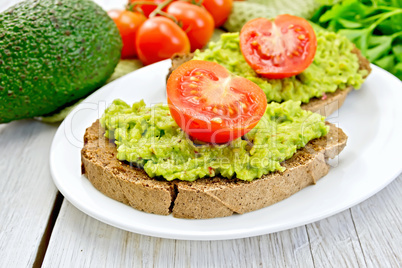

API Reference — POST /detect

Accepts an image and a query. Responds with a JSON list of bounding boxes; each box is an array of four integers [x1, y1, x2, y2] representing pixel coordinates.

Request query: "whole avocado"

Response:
[[0, 0, 122, 123]]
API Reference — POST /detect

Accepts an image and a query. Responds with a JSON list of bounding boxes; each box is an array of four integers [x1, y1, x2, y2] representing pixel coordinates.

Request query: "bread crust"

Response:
[[82, 120, 347, 219], [167, 47, 371, 117]]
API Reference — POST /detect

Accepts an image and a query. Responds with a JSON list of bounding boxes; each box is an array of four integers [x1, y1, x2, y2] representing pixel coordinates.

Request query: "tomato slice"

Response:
[[240, 15, 317, 79], [167, 60, 267, 144]]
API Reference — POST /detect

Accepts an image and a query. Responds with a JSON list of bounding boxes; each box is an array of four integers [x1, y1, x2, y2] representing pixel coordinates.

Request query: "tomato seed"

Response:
[[211, 117, 222, 123]]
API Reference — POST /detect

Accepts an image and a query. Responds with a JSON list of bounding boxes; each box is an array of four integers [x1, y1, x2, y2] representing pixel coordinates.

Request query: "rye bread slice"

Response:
[[167, 47, 371, 117], [81, 120, 347, 219]]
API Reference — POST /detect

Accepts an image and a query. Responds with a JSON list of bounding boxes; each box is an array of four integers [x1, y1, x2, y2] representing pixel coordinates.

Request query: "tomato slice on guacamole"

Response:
[[240, 15, 317, 79], [167, 60, 267, 144]]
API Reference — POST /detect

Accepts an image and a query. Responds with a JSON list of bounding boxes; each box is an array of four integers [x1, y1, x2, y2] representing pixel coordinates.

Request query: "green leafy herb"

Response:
[[312, 0, 402, 80]]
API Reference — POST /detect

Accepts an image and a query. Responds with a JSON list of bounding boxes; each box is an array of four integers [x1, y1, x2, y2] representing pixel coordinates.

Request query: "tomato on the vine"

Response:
[[167, 60, 267, 144], [136, 16, 190, 65], [166, 1, 214, 51], [201, 0, 232, 27], [108, 10, 146, 59], [128, 0, 165, 17], [239, 15, 317, 79]]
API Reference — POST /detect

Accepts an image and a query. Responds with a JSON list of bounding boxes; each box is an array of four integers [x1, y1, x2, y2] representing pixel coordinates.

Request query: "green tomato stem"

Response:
[[126, 1, 158, 13], [191, 0, 203, 6], [157, 10, 179, 24], [149, 0, 175, 18]]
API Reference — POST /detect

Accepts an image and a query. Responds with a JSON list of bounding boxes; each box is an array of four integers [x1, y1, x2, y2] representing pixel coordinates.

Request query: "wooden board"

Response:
[[0, 120, 59, 267], [42, 201, 315, 267], [351, 177, 402, 267]]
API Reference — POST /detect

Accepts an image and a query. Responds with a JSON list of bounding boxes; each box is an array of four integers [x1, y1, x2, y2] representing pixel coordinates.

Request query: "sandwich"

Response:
[[81, 16, 370, 219], [82, 99, 346, 219]]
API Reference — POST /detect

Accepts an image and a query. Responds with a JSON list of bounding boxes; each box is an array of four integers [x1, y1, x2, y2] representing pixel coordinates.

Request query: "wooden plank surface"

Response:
[[42, 201, 316, 268], [0, 120, 59, 267], [307, 210, 366, 267], [351, 176, 402, 267], [42, 176, 401, 267]]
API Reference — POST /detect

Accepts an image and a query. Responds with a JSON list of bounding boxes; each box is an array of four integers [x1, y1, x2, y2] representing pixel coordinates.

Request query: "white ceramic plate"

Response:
[[50, 60, 402, 240]]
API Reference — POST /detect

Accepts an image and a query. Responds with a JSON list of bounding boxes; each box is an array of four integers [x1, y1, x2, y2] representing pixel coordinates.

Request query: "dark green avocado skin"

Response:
[[0, 0, 122, 123]]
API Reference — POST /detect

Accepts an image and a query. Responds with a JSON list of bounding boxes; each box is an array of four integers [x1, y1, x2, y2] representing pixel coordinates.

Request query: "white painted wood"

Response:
[[351, 175, 402, 268], [42, 201, 315, 267], [306, 210, 366, 267], [306, 175, 402, 268], [0, 120, 59, 267]]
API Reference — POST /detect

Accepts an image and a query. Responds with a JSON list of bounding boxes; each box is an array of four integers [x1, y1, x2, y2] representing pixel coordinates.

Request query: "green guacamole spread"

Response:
[[193, 31, 368, 103], [100, 99, 329, 182]]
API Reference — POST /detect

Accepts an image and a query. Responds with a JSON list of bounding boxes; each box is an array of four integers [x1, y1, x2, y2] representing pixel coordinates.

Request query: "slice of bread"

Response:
[[167, 47, 371, 117], [81, 120, 347, 219]]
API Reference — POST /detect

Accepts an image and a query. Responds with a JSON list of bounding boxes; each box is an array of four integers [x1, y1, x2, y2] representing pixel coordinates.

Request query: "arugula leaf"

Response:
[[337, 28, 371, 54], [393, 44, 402, 61], [394, 62, 402, 80], [337, 18, 364, 28], [319, 0, 368, 25], [374, 54, 395, 70], [367, 35, 394, 61], [311, 0, 402, 79], [377, 13, 402, 34]]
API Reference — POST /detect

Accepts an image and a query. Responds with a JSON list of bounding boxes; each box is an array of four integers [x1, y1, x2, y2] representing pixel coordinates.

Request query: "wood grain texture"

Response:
[[351, 175, 402, 268], [0, 120, 59, 267], [42, 201, 316, 267], [306, 210, 366, 267]]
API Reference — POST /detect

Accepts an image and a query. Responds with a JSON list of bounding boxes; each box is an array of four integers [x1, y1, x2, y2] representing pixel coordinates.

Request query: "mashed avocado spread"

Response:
[[193, 31, 368, 103], [100, 99, 329, 182]]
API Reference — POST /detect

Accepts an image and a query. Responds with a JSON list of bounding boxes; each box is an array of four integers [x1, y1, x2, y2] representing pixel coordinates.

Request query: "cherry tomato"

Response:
[[166, 2, 214, 51], [136, 17, 190, 65], [128, 0, 165, 17], [202, 0, 232, 27], [108, 10, 146, 59], [167, 60, 267, 144], [239, 15, 317, 79]]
